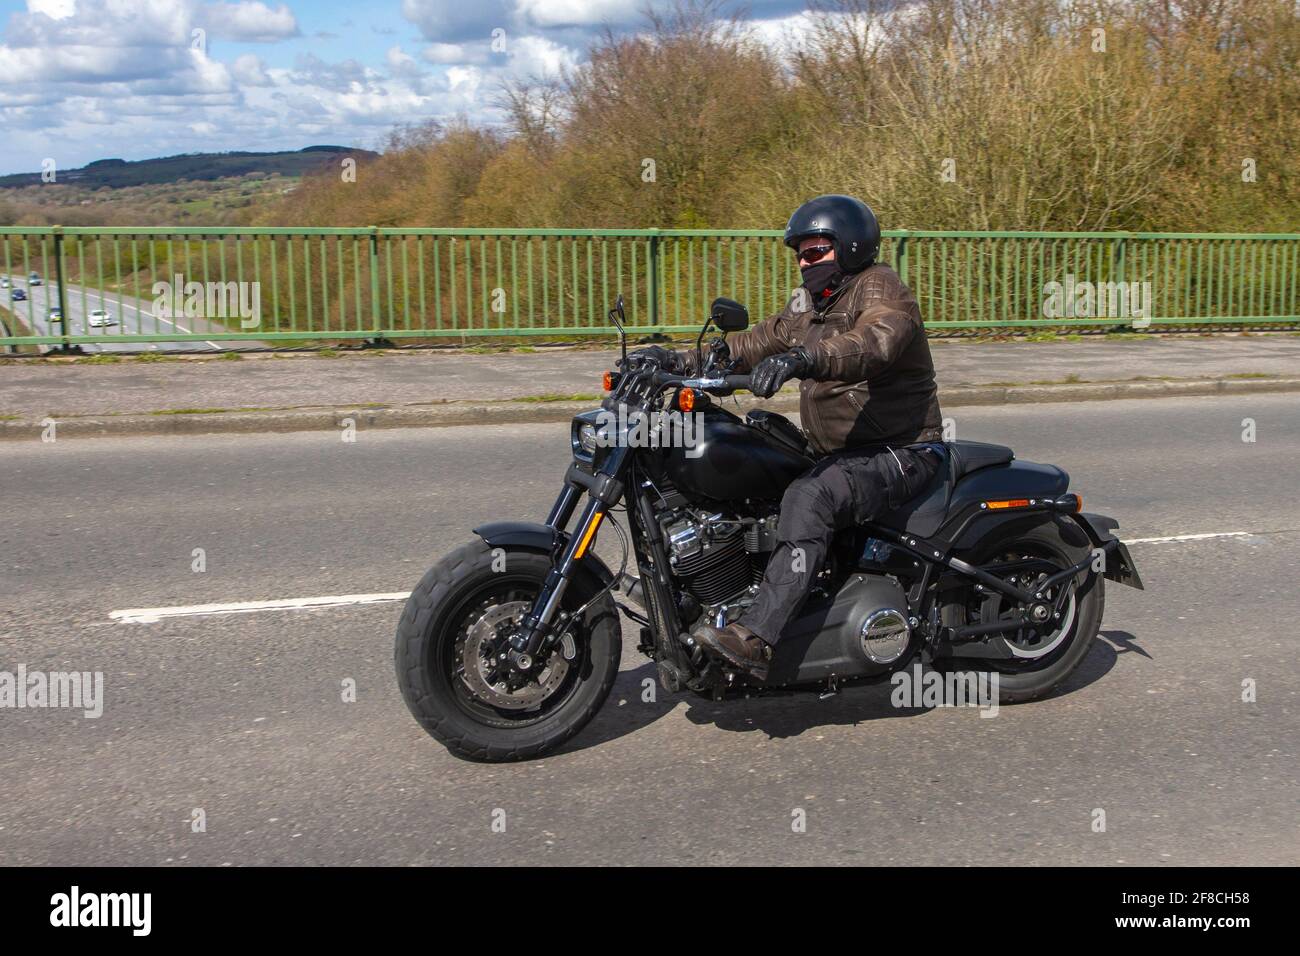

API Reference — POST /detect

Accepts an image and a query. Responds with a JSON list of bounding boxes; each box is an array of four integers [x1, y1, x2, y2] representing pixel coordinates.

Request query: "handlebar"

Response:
[[652, 371, 752, 394], [615, 354, 753, 396]]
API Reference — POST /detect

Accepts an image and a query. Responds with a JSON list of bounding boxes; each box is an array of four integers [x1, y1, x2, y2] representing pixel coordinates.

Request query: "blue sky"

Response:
[[0, 0, 813, 175]]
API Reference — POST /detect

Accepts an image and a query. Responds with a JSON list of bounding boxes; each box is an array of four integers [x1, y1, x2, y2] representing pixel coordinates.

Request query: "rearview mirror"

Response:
[[710, 297, 749, 333]]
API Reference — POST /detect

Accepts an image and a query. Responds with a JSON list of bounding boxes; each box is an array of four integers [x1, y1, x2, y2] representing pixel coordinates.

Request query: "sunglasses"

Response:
[[797, 244, 834, 265]]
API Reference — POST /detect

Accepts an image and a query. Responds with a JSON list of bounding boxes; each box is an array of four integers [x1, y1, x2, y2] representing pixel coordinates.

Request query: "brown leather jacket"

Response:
[[684, 264, 943, 455]]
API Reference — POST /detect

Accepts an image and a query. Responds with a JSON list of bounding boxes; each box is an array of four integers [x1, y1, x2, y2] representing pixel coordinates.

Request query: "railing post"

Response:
[[648, 228, 660, 335], [1115, 231, 1139, 329], [51, 226, 82, 355], [365, 225, 394, 348], [895, 229, 910, 284]]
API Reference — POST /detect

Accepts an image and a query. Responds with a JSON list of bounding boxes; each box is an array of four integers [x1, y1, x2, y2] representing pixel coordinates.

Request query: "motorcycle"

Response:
[[396, 295, 1144, 761]]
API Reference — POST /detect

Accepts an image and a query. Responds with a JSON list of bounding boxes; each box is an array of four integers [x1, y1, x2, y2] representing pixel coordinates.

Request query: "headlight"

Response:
[[571, 413, 602, 465]]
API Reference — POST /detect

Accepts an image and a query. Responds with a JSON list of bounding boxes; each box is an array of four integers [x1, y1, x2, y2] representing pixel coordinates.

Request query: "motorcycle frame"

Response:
[[506, 456, 1119, 680], [485, 357, 1141, 685]]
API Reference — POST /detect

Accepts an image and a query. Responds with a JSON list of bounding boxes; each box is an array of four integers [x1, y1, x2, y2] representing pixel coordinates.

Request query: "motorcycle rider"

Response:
[[630, 195, 943, 681]]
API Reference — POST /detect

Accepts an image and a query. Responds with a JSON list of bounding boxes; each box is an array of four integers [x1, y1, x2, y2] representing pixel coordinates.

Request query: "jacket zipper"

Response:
[[800, 319, 831, 453]]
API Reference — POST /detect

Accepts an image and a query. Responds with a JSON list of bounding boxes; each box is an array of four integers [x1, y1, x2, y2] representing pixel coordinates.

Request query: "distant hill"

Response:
[[0, 146, 379, 190]]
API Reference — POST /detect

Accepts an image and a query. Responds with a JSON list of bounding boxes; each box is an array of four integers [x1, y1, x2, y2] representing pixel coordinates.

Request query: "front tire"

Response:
[[395, 541, 621, 762]]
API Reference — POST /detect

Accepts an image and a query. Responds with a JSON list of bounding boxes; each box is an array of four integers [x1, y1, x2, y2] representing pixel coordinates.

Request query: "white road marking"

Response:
[[110, 592, 411, 625], [1126, 531, 1254, 544], [105, 529, 1285, 625]]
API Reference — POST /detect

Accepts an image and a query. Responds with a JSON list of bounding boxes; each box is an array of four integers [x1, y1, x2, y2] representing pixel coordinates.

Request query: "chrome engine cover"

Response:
[[859, 607, 911, 664]]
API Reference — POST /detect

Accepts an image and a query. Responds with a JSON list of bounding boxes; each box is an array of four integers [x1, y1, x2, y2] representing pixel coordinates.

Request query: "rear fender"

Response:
[[939, 461, 1070, 549], [1070, 512, 1145, 590]]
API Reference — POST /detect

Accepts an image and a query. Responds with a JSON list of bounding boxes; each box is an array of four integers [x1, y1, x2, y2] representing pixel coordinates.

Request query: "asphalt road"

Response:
[[1, 273, 229, 353], [1, 394, 1296, 865]]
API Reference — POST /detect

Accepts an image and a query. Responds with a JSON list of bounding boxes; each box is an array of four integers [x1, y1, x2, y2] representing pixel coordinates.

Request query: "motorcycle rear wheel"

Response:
[[395, 541, 621, 762], [938, 518, 1104, 704]]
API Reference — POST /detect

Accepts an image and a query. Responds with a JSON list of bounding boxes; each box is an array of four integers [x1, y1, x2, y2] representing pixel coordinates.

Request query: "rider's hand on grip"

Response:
[[750, 347, 812, 398]]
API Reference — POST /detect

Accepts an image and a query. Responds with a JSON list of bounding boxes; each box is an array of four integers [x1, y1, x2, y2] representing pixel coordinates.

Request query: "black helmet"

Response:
[[784, 194, 881, 272]]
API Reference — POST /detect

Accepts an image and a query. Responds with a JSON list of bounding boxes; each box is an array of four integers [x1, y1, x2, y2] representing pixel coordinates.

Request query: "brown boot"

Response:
[[692, 622, 773, 681]]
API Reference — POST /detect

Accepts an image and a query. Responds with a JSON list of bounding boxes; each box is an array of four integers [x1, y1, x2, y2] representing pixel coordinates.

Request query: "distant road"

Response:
[[1, 273, 243, 353]]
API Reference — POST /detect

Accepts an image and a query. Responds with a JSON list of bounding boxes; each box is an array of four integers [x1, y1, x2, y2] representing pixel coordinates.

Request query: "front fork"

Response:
[[509, 460, 625, 660]]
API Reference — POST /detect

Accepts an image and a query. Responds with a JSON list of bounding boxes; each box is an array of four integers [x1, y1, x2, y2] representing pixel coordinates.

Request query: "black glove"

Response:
[[750, 347, 813, 398], [626, 345, 684, 373]]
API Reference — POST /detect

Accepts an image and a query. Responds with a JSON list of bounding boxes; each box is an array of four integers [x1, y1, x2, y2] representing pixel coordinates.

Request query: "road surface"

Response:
[[0, 394, 1296, 865]]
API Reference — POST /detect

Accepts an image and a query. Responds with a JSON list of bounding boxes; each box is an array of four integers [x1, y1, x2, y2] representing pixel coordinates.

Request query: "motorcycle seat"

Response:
[[948, 440, 1014, 479], [874, 440, 1015, 537]]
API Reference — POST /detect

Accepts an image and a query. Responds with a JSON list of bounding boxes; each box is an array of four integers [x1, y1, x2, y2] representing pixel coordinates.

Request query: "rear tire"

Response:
[[938, 518, 1104, 704], [395, 541, 621, 762]]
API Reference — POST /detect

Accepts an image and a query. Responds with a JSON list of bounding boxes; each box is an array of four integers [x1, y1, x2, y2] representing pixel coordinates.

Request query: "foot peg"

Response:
[[657, 659, 686, 694]]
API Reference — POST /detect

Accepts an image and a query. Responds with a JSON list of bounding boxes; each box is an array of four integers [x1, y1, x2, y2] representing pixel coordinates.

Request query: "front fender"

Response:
[[472, 521, 618, 591], [473, 520, 562, 553]]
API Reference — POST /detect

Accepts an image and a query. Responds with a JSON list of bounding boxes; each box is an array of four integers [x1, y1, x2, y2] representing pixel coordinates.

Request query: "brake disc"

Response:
[[460, 601, 570, 710]]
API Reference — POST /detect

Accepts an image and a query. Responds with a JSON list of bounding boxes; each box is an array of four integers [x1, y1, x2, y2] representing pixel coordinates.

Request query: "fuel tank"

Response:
[[658, 408, 813, 503]]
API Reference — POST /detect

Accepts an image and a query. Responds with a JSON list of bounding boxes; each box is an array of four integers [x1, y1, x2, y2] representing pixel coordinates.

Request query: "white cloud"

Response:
[[0, 42, 191, 85], [504, 35, 579, 78], [231, 52, 271, 86], [514, 0, 639, 30], [748, 11, 824, 55], [199, 2, 299, 42], [423, 42, 478, 65], [386, 44, 435, 83], [27, 0, 77, 19], [400, 0, 512, 44], [386, 45, 415, 70], [9, 0, 195, 48], [445, 65, 481, 95]]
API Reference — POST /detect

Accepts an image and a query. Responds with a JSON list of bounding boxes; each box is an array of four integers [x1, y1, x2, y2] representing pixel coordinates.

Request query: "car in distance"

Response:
[[87, 308, 117, 327], [28, 272, 42, 286], [48, 306, 63, 322], [11, 288, 26, 301]]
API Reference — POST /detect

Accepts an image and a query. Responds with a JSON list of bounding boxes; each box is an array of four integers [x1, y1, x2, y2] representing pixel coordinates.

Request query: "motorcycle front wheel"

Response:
[[395, 541, 621, 762]]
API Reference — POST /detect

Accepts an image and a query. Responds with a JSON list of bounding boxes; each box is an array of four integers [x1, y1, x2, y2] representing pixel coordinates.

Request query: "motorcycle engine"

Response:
[[651, 492, 916, 680], [660, 507, 779, 618], [662, 510, 749, 606]]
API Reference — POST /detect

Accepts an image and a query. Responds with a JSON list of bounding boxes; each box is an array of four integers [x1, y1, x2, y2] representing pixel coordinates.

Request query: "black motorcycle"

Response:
[[396, 296, 1144, 761]]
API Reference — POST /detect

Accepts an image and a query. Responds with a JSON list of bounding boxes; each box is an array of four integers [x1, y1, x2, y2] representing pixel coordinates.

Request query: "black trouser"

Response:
[[740, 444, 941, 645]]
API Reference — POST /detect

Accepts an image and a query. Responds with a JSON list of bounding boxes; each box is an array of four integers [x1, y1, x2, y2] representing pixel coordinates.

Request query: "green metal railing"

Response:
[[1, 227, 1296, 349]]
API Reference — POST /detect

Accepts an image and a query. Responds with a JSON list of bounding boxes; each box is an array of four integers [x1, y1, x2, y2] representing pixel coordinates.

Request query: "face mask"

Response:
[[800, 260, 845, 306]]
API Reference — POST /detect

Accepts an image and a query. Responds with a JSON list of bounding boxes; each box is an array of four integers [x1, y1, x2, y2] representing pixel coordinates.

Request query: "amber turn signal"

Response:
[[602, 370, 614, 391], [574, 511, 604, 559], [676, 387, 696, 413]]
